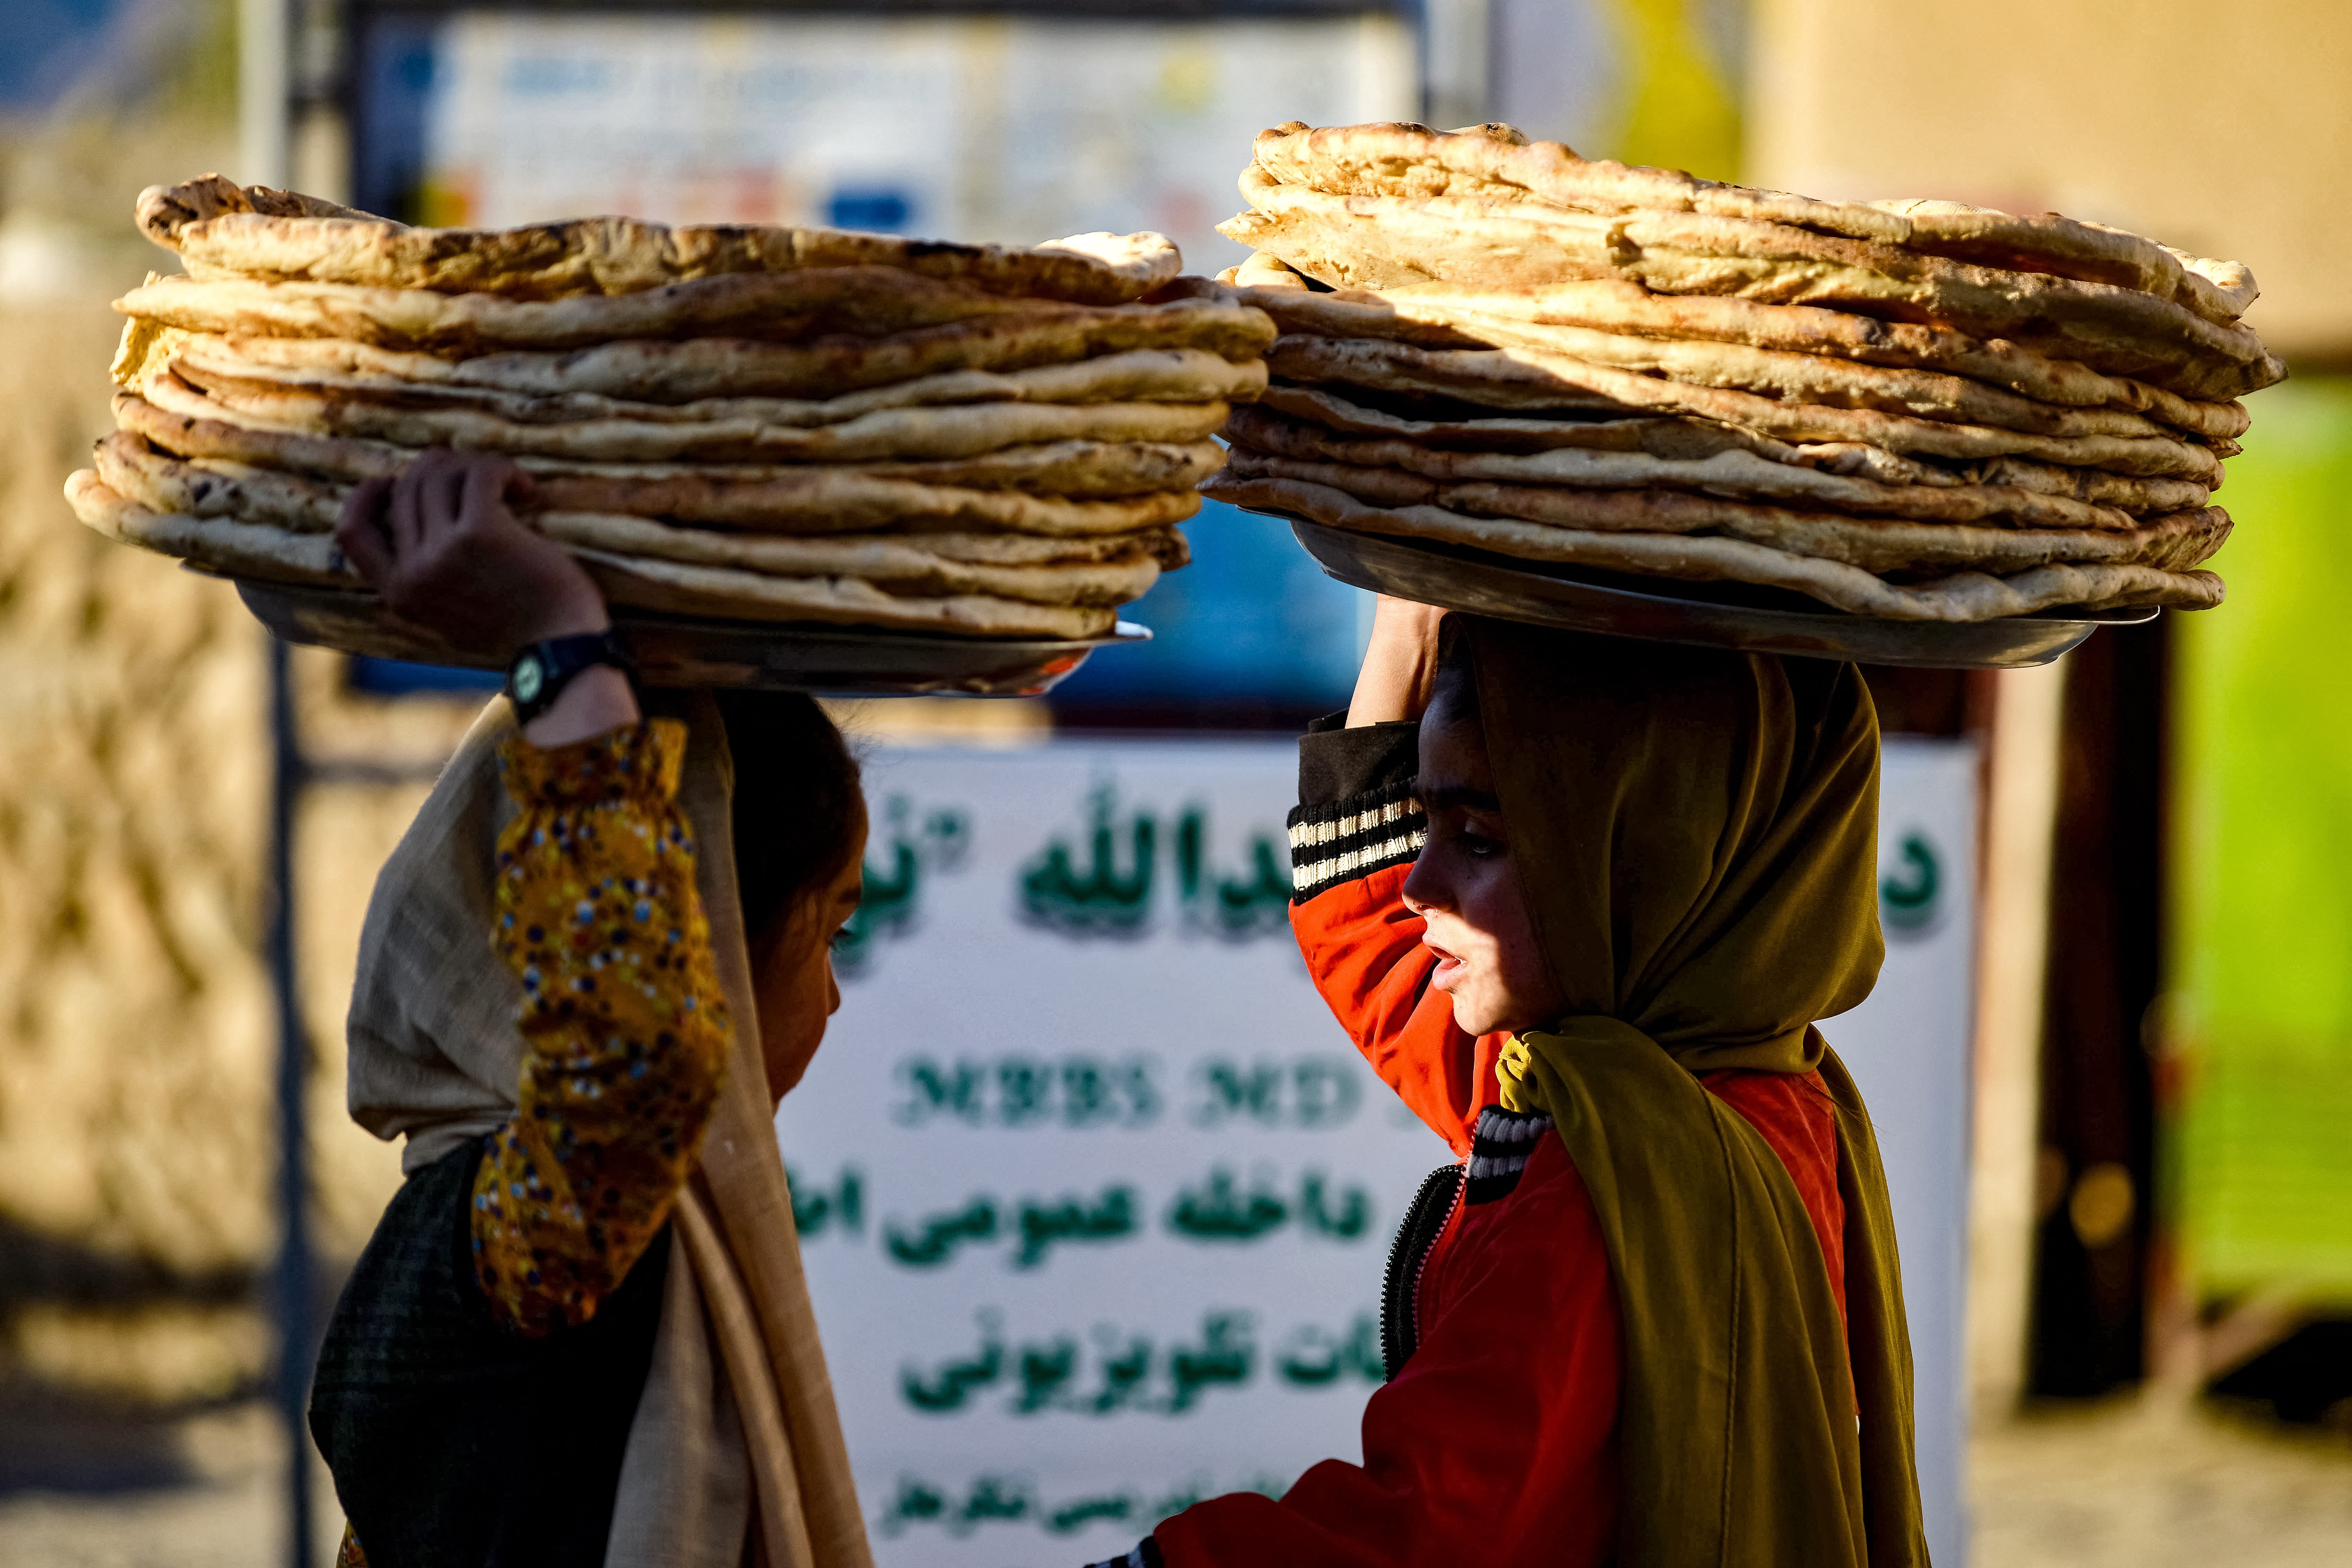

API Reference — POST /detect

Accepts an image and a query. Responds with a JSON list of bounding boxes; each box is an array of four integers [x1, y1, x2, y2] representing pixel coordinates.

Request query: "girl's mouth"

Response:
[[1426, 942, 1465, 992]]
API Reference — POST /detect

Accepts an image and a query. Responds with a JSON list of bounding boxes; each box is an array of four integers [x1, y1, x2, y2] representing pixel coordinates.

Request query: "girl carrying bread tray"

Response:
[[308, 450, 875, 1568], [1089, 598, 1926, 1568]]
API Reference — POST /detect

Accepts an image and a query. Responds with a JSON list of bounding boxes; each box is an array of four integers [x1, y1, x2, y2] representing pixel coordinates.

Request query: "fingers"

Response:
[[460, 452, 522, 535], [387, 451, 433, 559], [418, 449, 468, 542], [334, 477, 395, 585]]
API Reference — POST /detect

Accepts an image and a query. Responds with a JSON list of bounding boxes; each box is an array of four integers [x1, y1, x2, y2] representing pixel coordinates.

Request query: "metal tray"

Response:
[[1284, 520, 2155, 670], [219, 571, 1146, 696]]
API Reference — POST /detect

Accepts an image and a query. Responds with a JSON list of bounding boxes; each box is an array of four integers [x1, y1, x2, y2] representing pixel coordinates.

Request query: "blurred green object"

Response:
[[2172, 375, 2352, 1302]]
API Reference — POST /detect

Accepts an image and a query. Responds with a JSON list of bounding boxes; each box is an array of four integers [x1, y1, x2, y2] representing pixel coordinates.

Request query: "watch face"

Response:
[[513, 654, 545, 705]]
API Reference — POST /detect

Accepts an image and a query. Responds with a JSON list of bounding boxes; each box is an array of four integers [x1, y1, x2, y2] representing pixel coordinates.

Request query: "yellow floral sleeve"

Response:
[[471, 719, 731, 1337]]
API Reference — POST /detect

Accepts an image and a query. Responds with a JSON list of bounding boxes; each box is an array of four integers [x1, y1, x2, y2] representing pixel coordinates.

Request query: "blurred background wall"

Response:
[[1743, 0, 2352, 1436]]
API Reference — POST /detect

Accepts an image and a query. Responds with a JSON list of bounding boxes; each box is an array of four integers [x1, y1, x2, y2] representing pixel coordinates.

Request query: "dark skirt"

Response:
[[310, 1139, 672, 1568]]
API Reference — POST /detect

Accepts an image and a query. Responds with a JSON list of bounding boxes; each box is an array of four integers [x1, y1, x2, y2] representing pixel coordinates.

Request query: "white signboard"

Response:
[[419, 13, 1416, 277], [1822, 737, 1979, 1568], [781, 736, 1979, 1567], [779, 739, 1446, 1566]]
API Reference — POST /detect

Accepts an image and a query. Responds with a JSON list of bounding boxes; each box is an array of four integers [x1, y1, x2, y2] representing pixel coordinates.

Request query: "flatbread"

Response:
[[520, 445, 1219, 520], [1203, 472, 2224, 621], [117, 265, 1253, 356], [142, 365, 1232, 466], [1232, 250, 1313, 290], [161, 339, 1267, 426], [140, 176, 1183, 303], [1244, 123, 2257, 322], [1213, 450, 2229, 573], [538, 513, 1162, 605], [1222, 176, 2282, 401], [1186, 276, 2248, 439], [574, 551, 1118, 638], [66, 469, 351, 584], [1415, 312, 2183, 440], [93, 428, 345, 531], [113, 301, 1275, 404], [112, 396, 1212, 531], [98, 428, 1197, 576], [69, 464, 1129, 635], [1224, 407, 2151, 531], [133, 174, 377, 236], [1253, 386, 2214, 513], [1266, 336, 2227, 481]]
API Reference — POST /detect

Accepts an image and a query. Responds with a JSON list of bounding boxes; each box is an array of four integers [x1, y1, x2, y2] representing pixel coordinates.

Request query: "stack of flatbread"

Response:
[[1195, 122, 2284, 622], [68, 175, 1279, 640]]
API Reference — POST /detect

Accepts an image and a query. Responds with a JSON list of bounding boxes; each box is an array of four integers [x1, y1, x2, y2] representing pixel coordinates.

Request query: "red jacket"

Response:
[[1131, 721, 1851, 1568]]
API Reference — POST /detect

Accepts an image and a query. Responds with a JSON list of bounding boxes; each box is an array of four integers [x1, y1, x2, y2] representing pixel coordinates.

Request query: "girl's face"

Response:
[[753, 803, 868, 1106], [1401, 693, 1565, 1038]]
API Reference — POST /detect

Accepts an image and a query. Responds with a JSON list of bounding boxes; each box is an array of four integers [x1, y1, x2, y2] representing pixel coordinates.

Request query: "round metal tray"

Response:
[[1283, 520, 2155, 670], [217, 570, 1146, 696]]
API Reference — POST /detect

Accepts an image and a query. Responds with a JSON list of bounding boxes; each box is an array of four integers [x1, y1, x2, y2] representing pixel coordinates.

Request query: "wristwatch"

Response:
[[505, 629, 636, 724]]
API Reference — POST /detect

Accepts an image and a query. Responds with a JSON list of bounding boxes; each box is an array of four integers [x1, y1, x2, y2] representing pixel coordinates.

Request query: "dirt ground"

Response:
[[1968, 1399, 2352, 1568], [0, 1397, 2344, 1567]]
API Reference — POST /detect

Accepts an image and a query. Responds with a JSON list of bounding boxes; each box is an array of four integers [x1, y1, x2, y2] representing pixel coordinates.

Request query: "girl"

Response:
[[310, 451, 875, 1568], [1097, 600, 1926, 1568]]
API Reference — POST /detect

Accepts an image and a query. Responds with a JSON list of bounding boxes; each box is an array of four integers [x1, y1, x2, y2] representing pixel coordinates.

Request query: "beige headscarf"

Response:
[[344, 691, 873, 1568]]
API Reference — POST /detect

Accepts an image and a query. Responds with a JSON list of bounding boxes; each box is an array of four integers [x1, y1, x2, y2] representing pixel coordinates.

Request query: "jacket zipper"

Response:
[[1378, 1161, 1465, 1381]]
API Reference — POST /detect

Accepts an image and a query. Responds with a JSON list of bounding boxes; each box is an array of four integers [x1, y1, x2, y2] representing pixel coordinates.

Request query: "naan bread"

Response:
[[159, 338, 1267, 427], [575, 551, 1118, 638], [133, 174, 379, 238], [67, 469, 351, 584], [71, 466, 1131, 635], [93, 428, 345, 531], [519, 446, 1219, 522], [1180, 274, 2248, 438], [111, 397, 1212, 530], [113, 300, 1274, 402], [116, 268, 1266, 359], [1267, 336, 2227, 480], [140, 175, 1182, 304], [1214, 449, 2229, 572], [1223, 176, 2283, 401], [1252, 386, 2215, 513], [142, 364, 1231, 466], [1224, 407, 2156, 531], [1244, 122, 2258, 324], [98, 433, 1196, 576], [1206, 472, 2224, 620], [539, 512, 1163, 604]]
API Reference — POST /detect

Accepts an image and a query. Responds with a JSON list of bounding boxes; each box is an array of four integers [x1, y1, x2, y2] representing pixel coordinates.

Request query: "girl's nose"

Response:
[[1400, 850, 1442, 916]]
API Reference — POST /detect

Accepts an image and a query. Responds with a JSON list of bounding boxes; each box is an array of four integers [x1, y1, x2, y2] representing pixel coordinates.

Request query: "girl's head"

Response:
[[1404, 616, 1883, 1059], [719, 690, 867, 1104], [1403, 620, 1565, 1038]]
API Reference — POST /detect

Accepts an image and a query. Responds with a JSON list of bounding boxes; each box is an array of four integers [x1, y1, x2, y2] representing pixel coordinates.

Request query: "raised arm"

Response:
[[1290, 597, 1495, 1154], [1343, 596, 1446, 727], [338, 450, 731, 1335], [476, 723, 730, 1332]]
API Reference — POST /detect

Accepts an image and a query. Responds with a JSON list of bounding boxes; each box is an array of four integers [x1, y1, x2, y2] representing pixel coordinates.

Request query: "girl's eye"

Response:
[[1459, 824, 1503, 858]]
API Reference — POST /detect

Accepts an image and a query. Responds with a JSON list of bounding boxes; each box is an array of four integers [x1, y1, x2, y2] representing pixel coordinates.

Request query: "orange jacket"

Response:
[[1128, 721, 1850, 1568]]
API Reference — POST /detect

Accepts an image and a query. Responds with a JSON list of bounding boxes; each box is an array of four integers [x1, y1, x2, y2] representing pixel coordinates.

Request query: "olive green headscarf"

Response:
[[1464, 619, 1927, 1568]]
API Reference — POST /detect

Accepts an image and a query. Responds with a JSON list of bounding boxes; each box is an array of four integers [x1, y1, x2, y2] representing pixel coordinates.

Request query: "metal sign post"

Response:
[[265, 638, 316, 1568], [240, 2, 316, 1561]]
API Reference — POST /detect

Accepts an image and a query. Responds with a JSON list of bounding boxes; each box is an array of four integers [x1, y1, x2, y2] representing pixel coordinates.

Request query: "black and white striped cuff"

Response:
[[1465, 1106, 1555, 1204], [1084, 1538, 1163, 1568], [1286, 780, 1426, 903]]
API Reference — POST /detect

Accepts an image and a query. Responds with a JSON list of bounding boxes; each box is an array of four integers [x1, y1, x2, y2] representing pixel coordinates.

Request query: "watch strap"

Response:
[[505, 629, 635, 724]]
